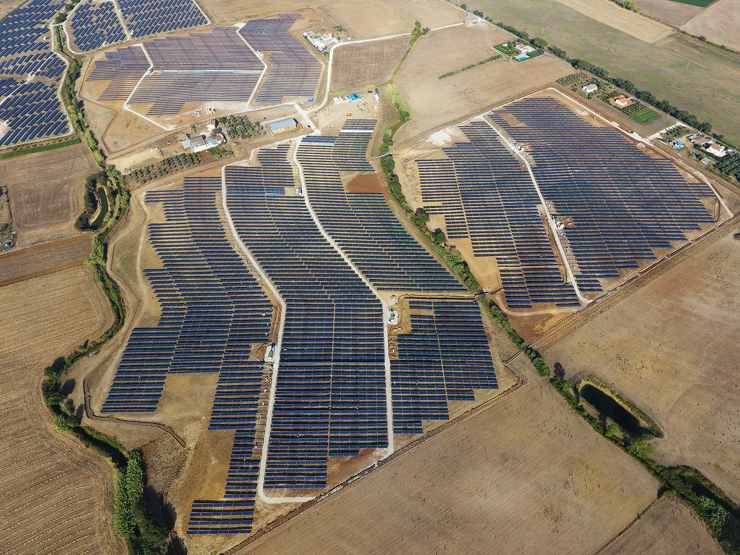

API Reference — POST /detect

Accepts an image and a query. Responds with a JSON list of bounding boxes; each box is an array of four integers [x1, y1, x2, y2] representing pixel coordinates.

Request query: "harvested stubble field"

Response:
[[464, 0, 740, 145], [0, 266, 121, 554], [238, 373, 658, 554], [634, 0, 703, 27], [393, 24, 572, 146], [554, 0, 674, 43], [332, 36, 409, 92], [681, 0, 740, 52], [0, 235, 91, 286], [600, 494, 722, 554], [543, 226, 740, 501], [0, 143, 99, 247], [196, 0, 463, 37]]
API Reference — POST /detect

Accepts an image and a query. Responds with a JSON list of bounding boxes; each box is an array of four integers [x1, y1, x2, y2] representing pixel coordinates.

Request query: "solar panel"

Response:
[[225, 144, 388, 491], [298, 119, 465, 293], [239, 15, 322, 105]]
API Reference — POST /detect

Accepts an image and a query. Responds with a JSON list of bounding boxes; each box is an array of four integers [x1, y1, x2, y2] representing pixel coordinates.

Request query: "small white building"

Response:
[[182, 133, 223, 153], [581, 83, 598, 95], [706, 143, 728, 158]]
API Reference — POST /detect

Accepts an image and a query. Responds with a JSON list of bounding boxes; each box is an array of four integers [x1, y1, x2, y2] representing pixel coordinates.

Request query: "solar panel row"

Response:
[[392, 298, 497, 434], [489, 97, 715, 293], [0, 0, 71, 147], [87, 45, 150, 101], [239, 15, 322, 105], [118, 0, 207, 39], [98, 177, 274, 535], [225, 144, 389, 491], [69, 1, 126, 52], [103, 177, 272, 411], [298, 120, 465, 293], [117, 28, 264, 116], [416, 120, 579, 308]]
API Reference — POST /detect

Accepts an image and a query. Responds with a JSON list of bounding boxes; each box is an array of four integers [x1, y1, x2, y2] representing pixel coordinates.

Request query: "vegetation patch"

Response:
[[438, 54, 501, 79], [0, 136, 81, 160]]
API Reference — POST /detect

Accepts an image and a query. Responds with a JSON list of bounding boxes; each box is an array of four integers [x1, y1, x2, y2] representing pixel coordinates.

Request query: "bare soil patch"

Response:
[[681, 0, 740, 52], [394, 25, 572, 146], [600, 494, 722, 555], [240, 374, 657, 554], [634, 0, 703, 27], [345, 172, 384, 193], [555, 0, 674, 43], [0, 266, 121, 554], [332, 37, 409, 92], [0, 235, 91, 286], [544, 226, 740, 501], [0, 143, 99, 247], [0, 0, 24, 17]]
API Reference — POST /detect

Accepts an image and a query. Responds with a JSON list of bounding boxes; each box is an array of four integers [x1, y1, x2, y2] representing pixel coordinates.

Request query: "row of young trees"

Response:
[[128, 153, 202, 185], [47, 25, 175, 555]]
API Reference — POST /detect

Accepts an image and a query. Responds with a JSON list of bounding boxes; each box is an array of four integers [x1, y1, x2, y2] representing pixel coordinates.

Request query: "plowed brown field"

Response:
[[0, 266, 121, 554]]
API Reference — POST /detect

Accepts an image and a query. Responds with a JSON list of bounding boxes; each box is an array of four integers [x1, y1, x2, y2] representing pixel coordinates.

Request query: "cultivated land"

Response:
[[394, 24, 572, 146], [600, 494, 723, 555], [238, 371, 658, 554], [0, 144, 99, 247], [681, 0, 740, 52], [543, 225, 740, 501], [634, 0, 703, 27], [0, 235, 92, 286], [465, 0, 740, 144], [554, 0, 674, 43], [332, 36, 409, 92], [0, 266, 120, 554]]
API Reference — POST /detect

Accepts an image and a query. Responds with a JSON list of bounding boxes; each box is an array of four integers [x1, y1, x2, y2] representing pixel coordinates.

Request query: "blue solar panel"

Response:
[[0, 0, 71, 147], [68, 1, 126, 52]]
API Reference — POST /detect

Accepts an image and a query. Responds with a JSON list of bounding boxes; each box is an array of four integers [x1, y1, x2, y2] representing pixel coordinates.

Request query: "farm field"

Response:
[[332, 36, 409, 92], [554, 0, 674, 43], [0, 235, 92, 286], [681, 0, 740, 52], [0, 266, 120, 554], [634, 0, 703, 26], [239, 376, 658, 554], [464, 0, 740, 145], [543, 226, 740, 500], [0, 0, 24, 17], [600, 494, 722, 555], [195, 0, 464, 36], [394, 24, 572, 146], [0, 144, 99, 247]]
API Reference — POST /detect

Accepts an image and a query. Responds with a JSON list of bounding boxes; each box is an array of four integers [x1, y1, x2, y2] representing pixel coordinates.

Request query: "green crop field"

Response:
[[629, 105, 660, 124], [466, 0, 740, 145]]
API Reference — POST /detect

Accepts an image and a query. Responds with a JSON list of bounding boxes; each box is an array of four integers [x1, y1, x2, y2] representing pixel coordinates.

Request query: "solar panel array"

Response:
[[392, 298, 497, 434], [103, 177, 272, 413], [118, 0, 207, 39], [68, 1, 126, 52], [87, 45, 149, 101], [240, 15, 322, 104], [298, 120, 465, 293], [489, 97, 715, 293], [225, 145, 388, 491], [0, 0, 71, 147], [416, 121, 579, 308], [0, 81, 69, 147], [126, 28, 264, 116]]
